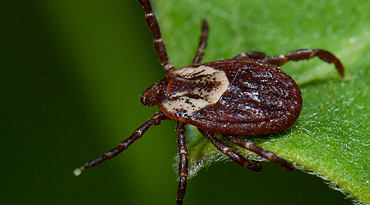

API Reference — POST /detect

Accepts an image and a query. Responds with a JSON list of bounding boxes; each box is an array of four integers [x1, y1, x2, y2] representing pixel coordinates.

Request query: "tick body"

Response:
[[155, 60, 302, 135], [74, 0, 345, 204]]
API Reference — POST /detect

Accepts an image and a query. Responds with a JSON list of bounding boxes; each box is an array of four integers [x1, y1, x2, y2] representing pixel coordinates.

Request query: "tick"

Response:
[[74, 0, 345, 204]]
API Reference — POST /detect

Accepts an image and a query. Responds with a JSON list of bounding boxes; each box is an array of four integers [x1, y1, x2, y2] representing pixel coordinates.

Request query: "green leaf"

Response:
[[154, 0, 370, 204]]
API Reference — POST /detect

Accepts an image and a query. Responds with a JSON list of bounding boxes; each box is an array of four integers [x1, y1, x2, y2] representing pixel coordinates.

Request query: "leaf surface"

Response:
[[154, 0, 370, 203]]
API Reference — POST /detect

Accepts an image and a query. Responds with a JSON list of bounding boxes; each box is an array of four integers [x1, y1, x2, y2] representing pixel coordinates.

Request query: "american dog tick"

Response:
[[74, 0, 345, 204]]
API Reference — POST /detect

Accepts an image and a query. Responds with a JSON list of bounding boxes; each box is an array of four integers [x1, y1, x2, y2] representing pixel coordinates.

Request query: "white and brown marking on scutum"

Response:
[[161, 65, 229, 115]]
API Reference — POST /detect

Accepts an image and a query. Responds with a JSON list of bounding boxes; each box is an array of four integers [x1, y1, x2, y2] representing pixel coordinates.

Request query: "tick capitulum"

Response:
[[74, 0, 345, 204]]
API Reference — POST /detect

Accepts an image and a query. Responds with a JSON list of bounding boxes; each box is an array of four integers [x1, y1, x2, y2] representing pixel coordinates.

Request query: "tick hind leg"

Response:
[[223, 135, 294, 171], [192, 20, 209, 64], [233, 51, 269, 61], [73, 112, 168, 176], [198, 129, 262, 172], [233, 49, 344, 77]]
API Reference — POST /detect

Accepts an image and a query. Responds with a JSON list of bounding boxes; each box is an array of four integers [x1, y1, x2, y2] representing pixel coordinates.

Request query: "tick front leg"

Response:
[[73, 111, 168, 176], [176, 122, 188, 205], [192, 19, 209, 65], [198, 129, 262, 172], [138, 0, 174, 72], [223, 135, 294, 171]]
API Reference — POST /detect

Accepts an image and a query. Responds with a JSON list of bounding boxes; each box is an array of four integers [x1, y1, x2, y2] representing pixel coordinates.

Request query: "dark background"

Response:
[[1, 1, 353, 204]]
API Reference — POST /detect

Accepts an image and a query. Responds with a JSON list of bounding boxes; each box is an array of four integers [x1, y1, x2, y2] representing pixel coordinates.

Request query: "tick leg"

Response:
[[234, 49, 344, 77], [192, 19, 209, 65], [73, 111, 168, 176], [176, 122, 188, 205], [263, 49, 344, 77], [223, 135, 294, 171], [138, 0, 174, 73], [198, 129, 262, 172], [232, 51, 269, 61]]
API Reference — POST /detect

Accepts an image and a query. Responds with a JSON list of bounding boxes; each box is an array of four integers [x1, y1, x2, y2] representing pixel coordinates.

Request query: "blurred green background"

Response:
[[0, 1, 356, 205]]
